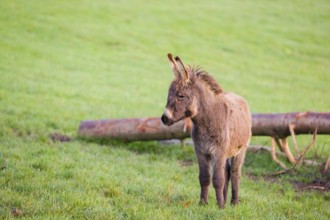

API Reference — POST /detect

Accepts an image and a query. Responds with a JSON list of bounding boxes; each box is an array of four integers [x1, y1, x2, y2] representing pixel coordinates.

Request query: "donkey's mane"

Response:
[[189, 66, 223, 95]]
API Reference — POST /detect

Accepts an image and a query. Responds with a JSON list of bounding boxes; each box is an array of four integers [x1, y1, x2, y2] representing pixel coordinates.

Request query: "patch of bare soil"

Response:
[[293, 179, 330, 192], [50, 132, 71, 142], [246, 172, 330, 193], [246, 172, 278, 184], [179, 159, 194, 167], [11, 208, 24, 217]]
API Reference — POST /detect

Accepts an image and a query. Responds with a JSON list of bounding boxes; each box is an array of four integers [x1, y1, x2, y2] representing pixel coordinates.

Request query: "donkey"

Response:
[[161, 54, 252, 208]]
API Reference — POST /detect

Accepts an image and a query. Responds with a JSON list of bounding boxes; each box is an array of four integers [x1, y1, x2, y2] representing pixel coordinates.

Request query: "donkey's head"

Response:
[[161, 54, 197, 126]]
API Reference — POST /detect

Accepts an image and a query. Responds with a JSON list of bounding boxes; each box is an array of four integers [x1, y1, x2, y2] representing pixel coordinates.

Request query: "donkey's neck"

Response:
[[191, 83, 224, 128]]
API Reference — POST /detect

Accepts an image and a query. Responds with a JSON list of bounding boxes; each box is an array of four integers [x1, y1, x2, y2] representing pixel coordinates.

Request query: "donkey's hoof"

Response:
[[230, 199, 239, 206], [217, 203, 225, 209], [199, 200, 208, 206]]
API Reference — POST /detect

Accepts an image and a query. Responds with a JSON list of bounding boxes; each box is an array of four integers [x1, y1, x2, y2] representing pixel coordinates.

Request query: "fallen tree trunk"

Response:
[[252, 112, 330, 138], [78, 117, 192, 141], [78, 112, 330, 141]]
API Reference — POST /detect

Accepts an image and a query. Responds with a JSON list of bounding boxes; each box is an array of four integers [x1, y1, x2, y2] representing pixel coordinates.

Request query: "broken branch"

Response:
[[269, 129, 317, 176]]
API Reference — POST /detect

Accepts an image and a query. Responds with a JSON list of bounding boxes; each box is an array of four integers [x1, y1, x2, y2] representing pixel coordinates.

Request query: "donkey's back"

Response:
[[220, 92, 251, 158]]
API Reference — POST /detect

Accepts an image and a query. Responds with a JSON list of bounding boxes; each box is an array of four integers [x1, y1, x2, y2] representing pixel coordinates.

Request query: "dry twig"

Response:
[[322, 156, 330, 175], [289, 123, 301, 157], [269, 129, 317, 176], [271, 137, 287, 169], [280, 137, 296, 163]]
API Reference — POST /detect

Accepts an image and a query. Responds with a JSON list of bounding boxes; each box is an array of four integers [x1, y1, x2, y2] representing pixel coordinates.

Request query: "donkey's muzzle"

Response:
[[161, 114, 173, 126]]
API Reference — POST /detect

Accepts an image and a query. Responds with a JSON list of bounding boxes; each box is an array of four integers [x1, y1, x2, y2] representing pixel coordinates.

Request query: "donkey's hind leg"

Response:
[[230, 148, 246, 205], [223, 159, 231, 204]]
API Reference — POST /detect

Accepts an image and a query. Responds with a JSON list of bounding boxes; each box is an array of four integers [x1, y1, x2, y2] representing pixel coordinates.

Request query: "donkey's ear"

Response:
[[167, 53, 180, 78], [174, 56, 190, 82]]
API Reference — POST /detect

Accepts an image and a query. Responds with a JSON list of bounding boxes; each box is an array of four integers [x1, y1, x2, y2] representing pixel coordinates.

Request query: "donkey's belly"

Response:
[[193, 139, 245, 157], [192, 128, 247, 157], [227, 144, 247, 158]]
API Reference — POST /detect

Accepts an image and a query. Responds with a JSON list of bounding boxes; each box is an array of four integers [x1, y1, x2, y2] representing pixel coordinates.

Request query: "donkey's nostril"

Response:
[[161, 114, 169, 124]]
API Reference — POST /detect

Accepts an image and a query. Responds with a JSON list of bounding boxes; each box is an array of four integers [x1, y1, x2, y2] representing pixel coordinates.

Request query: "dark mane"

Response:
[[190, 66, 223, 95]]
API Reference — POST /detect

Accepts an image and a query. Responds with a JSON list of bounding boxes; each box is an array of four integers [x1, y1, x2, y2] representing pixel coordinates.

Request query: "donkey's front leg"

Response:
[[212, 155, 227, 208], [196, 152, 211, 205]]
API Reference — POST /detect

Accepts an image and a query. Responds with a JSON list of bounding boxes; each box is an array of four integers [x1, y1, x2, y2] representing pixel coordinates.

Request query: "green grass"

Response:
[[1, 0, 330, 219]]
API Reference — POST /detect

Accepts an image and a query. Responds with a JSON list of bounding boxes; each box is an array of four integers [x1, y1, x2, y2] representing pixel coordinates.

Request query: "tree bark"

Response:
[[78, 112, 330, 141], [78, 117, 192, 141], [252, 112, 330, 138]]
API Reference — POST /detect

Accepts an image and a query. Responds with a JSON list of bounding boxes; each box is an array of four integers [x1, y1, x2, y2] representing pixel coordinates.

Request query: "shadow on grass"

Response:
[[77, 137, 196, 162]]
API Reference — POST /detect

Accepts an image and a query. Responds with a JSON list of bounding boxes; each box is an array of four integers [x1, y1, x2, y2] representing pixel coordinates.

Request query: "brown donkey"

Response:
[[161, 54, 252, 208]]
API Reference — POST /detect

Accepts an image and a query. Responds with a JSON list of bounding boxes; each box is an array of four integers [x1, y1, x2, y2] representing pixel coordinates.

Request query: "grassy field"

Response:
[[1, 0, 330, 219]]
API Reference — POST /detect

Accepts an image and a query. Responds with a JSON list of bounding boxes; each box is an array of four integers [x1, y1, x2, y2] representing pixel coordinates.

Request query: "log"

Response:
[[78, 117, 192, 141], [78, 112, 330, 141], [252, 112, 330, 138]]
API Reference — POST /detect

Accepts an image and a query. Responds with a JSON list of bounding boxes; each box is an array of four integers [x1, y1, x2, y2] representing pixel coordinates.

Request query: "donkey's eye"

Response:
[[177, 95, 185, 100]]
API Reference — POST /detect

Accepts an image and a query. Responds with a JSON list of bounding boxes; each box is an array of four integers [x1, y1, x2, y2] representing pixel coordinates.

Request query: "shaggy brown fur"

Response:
[[161, 54, 252, 208]]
